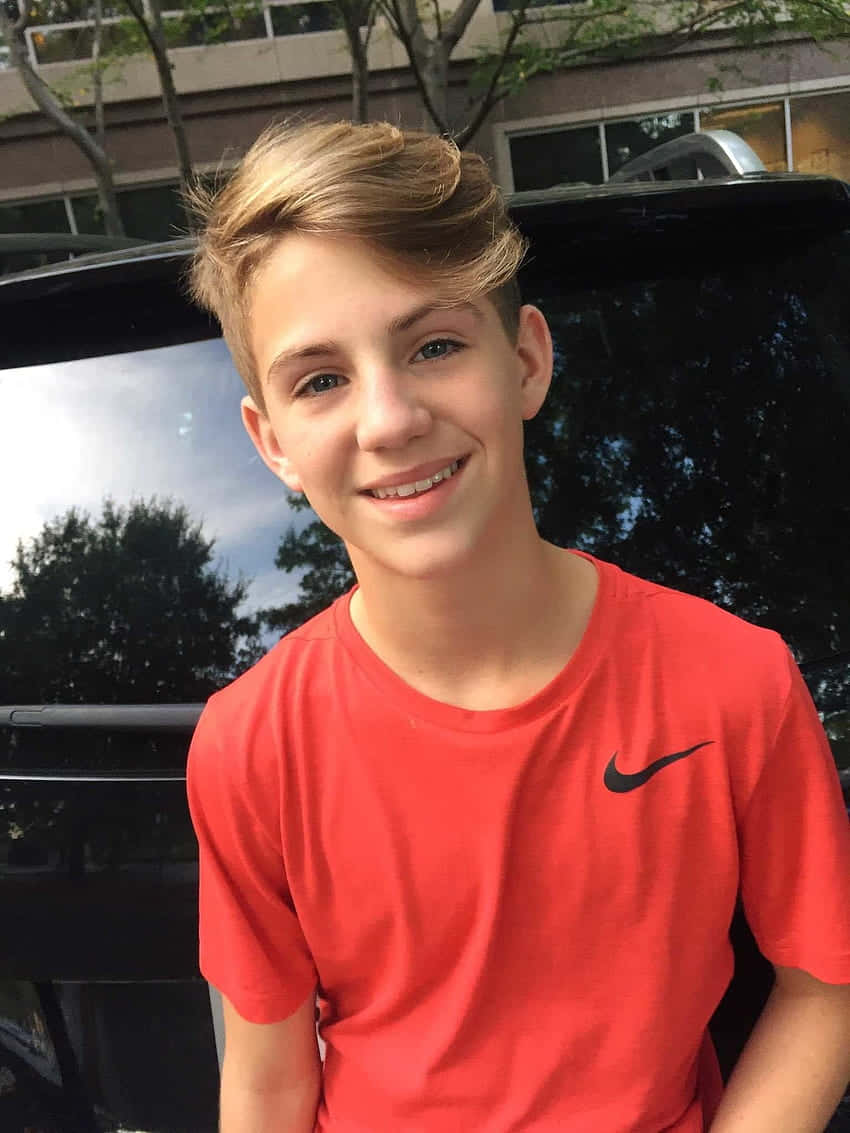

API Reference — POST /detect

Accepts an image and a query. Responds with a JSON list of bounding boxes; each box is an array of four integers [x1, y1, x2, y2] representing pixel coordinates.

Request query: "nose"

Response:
[[355, 370, 432, 452]]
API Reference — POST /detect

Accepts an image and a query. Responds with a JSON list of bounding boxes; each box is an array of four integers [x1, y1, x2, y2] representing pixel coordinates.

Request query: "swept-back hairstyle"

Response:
[[188, 120, 527, 412]]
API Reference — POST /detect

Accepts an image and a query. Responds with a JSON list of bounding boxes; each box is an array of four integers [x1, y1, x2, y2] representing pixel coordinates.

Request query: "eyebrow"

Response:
[[265, 301, 482, 384]]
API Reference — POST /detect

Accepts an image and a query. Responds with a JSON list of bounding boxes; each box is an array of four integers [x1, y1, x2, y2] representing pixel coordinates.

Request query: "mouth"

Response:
[[367, 457, 467, 500]]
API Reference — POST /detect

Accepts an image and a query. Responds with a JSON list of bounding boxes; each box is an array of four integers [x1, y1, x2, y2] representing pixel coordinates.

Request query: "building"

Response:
[[1, 1, 850, 241]]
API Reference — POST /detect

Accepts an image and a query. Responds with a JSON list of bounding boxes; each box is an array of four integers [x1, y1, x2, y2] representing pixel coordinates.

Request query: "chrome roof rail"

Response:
[[609, 130, 766, 183]]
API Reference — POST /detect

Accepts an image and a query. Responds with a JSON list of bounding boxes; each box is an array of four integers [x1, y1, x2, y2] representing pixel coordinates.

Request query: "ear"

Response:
[[240, 395, 304, 493], [515, 305, 553, 421]]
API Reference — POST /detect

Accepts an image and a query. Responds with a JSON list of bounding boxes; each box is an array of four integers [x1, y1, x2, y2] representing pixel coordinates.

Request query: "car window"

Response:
[[2, 201, 848, 781], [0, 325, 300, 771], [520, 223, 850, 674]]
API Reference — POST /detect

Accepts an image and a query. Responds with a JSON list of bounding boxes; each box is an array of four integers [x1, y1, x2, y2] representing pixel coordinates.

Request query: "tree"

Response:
[[1, 0, 204, 231], [0, 0, 125, 234], [332, 0, 379, 122], [259, 493, 355, 637], [121, 0, 194, 197], [0, 497, 265, 879], [0, 497, 263, 705], [377, 0, 850, 146]]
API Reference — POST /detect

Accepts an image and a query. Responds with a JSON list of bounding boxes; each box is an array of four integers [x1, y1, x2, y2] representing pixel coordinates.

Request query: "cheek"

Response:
[[284, 431, 345, 495]]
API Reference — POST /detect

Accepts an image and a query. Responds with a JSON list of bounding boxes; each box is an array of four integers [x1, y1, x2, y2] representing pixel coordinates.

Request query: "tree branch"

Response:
[[456, 3, 527, 147], [379, 0, 450, 131], [0, 0, 125, 234], [443, 0, 483, 51], [431, 0, 443, 40]]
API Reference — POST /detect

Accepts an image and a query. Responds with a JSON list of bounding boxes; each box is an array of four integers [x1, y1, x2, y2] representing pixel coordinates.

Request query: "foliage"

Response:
[[0, 497, 263, 705], [259, 493, 355, 636], [377, 0, 850, 145]]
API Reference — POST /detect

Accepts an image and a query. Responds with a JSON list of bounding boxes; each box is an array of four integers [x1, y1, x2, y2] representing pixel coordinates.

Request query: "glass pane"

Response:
[[0, 198, 69, 234], [0, 336, 296, 717], [510, 126, 603, 191], [699, 101, 787, 171], [791, 91, 850, 180], [605, 112, 695, 177], [270, 1, 337, 35], [71, 192, 106, 235], [163, 8, 266, 46], [118, 183, 186, 241], [29, 0, 123, 20], [519, 223, 850, 670], [30, 23, 93, 62], [492, 0, 582, 10]]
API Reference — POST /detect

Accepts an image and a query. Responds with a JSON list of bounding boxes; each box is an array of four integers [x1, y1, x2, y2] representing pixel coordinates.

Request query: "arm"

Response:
[[709, 966, 850, 1133], [219, 990, 322, 1133]]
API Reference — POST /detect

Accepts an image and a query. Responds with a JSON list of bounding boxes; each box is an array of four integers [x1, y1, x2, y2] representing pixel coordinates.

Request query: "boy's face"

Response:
[[241, 232, 553, 584]]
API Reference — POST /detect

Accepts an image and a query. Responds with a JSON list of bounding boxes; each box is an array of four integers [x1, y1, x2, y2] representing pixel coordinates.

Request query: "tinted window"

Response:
[[0, 275, 304, 770], [520, 222, 850, 671], [0, 337, 293, 701]]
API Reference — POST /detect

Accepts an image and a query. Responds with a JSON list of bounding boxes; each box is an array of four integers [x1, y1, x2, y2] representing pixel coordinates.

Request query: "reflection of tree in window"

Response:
[[0, 497, 263, 709], [605, 112, 694, 176], [520, 232, 850, 666]]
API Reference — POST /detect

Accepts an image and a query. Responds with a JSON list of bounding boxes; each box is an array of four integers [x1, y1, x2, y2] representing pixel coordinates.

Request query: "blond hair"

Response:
[[188, 120, 527, 412]]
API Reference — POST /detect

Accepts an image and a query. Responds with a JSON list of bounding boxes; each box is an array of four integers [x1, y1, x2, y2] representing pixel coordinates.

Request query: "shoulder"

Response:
[[599, 557, 795, 707], [188, 596, 346, 785]]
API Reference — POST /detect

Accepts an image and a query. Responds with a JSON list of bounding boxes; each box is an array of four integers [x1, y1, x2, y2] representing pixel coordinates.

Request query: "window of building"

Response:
[[605, 112, 695, 178], [510, 125, 603, 191], [790, 91, 850, 180], [73, 184, 187, 240], [508, 112, 696, 191], [163, 7, 267, 47], [491, 0, 583, 10], [117, 184, 189, 241], [0, 199, 70, 234], [25, 0, 337, 62], [699, 101, 787, 171], [1, 184, 188, 248], [269, 1, 337, 36]]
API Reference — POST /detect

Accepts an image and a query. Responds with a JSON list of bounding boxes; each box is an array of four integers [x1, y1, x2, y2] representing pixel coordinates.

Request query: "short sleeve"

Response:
[[186, 696, 318, 1022], [738, 653, 850, 984]]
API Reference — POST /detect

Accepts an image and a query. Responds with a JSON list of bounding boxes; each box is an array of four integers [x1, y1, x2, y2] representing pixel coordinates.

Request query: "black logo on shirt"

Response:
[[603, 741, 715, 793]]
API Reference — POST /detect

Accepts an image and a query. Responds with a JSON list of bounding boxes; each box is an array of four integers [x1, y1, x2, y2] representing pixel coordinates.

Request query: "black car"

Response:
[[1, 163, 849, 1132]]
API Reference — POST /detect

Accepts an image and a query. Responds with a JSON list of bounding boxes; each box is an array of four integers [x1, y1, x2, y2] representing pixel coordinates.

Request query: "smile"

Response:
[[369, 459, 462, 499]]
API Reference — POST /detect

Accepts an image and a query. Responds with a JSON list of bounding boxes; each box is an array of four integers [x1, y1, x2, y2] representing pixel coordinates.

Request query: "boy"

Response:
[[186, 120, 850, 1132]]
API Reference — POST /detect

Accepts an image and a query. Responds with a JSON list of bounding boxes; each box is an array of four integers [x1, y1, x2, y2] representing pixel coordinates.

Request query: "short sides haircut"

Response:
[[188, 120, 528, 412]]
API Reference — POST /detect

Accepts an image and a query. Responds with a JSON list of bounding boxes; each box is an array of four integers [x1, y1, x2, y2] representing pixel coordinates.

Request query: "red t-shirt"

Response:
[[187, 553, 850, 1131]]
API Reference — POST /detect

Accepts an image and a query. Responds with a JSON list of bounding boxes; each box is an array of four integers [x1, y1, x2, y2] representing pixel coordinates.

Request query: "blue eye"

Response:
[[414, 339, 461, 362], [300, 373, 341, 397]]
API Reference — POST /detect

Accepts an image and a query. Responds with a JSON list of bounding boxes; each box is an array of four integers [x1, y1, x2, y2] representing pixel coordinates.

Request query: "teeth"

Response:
[[371, 460, 460, 499]]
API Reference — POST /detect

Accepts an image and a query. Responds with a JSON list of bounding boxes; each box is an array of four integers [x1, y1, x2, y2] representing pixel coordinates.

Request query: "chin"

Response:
[[356, 533, 486, 586]]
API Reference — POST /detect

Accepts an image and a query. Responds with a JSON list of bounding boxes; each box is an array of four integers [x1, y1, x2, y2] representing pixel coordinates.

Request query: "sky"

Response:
[[0, 337, 305, 614]]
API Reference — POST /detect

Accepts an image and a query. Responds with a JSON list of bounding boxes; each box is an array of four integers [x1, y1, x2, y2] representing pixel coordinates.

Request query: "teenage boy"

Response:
[[186, 120, 850, 1133]]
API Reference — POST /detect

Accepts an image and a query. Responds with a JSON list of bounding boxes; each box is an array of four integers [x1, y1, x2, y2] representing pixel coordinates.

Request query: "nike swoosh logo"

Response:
[[603, 741, 715, 793]]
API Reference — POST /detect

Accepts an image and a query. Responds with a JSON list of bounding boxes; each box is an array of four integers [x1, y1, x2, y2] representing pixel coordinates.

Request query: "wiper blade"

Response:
[[0, 704, 204, 732]]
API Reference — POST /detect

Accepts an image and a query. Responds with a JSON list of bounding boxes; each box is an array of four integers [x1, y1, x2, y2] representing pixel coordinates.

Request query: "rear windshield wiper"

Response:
[[0, 704, 203, 732]]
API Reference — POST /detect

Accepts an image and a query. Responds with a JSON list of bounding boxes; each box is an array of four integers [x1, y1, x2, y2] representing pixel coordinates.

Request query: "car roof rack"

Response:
[[609, 129, 766, 183], [0, 232, 147, 255]]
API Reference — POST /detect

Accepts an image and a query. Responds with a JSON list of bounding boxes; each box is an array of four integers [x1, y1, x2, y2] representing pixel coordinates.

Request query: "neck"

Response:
[[348, 527, 597, 710]]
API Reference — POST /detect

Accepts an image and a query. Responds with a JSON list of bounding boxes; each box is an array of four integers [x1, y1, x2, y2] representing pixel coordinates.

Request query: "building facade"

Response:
[[2, 3, 850, 241]]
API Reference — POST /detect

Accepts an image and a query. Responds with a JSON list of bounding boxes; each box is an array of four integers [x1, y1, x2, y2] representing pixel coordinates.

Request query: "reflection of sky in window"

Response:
[[0, 338, 305, 613]]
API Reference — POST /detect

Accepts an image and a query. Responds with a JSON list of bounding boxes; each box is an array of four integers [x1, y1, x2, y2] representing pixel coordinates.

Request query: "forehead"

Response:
[[251, 231, 444, 303], [248, 232, 499, 353]]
